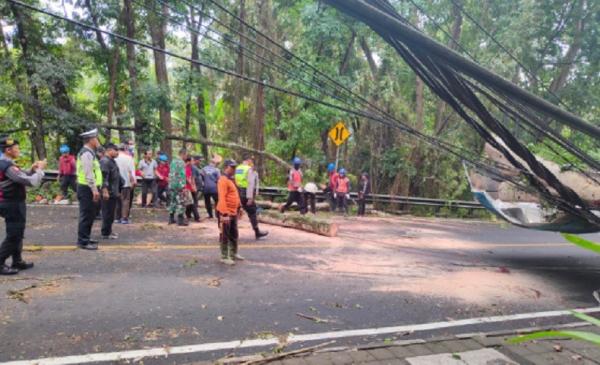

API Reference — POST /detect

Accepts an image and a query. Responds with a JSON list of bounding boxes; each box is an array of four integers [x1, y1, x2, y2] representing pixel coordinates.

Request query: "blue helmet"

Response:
[[339, 168, 346, 176], [327, 163, 335, 172], [159, 154, 168, 162], [59, 144, 70, 154], [293, 157, 302, 165]]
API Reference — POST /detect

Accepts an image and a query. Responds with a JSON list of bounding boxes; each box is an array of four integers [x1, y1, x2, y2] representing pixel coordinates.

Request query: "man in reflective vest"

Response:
[[335, 168, 351, 215], [235, 154, 268, 240], [0, 136, 46, 275], [76, 128, 103, 250], [279, 157, 307, 214]]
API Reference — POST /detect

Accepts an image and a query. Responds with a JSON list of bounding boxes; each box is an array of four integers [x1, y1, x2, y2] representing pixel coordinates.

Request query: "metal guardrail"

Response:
[[42, 170, 483, 211]]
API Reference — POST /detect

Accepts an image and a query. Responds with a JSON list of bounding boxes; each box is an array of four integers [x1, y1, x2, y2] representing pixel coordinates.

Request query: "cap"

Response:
[[223, 159, 238, 167], [327, 163, 335, 172], [339, 168, 346, 175], [0, 136, 18, 150], [293, 157, 302, 165], [159, 154, 168, 162], [79, 128, 98, 139]]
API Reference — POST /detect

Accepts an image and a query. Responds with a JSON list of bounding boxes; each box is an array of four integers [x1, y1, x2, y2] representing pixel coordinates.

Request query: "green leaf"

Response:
[[562, 233, 600, 255], [570, 311, 600, 327], [509, 330, 600, 346]]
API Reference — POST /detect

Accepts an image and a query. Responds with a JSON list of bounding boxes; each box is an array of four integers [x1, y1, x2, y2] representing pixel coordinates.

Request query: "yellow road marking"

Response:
[[24, 243, 333, 251]]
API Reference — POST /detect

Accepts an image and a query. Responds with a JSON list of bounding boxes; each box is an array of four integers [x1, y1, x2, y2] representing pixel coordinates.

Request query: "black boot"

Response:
[[255, 230, 269, 240], [1, 265, 19, 275], [177, 214, 189, 226], [11, 261, 34, 271], [168, 214, 175, 225]]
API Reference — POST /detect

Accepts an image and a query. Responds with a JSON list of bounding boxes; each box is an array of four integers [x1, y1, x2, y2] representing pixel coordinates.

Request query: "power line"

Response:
[[6, 0, 532, 187]]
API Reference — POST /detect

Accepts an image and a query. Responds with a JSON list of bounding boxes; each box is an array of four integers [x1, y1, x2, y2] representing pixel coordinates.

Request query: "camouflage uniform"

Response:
[[168, 158, 186, 216]]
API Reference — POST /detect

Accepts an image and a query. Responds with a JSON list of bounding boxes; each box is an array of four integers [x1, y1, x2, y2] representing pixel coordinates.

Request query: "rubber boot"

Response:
[[231, 240, 244, 261], [255, 229, 269, 240], [177, 214, 189, 226], [168, 214, 175, 225]]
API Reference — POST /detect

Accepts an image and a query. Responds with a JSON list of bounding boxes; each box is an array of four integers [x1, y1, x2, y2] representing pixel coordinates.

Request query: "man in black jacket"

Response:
[[0, 136, 46, 275], [100, 143, 122, 240]]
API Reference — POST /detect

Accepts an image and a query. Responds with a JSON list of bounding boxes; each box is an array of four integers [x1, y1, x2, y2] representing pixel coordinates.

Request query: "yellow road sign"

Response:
[[329, 121, 351, 146]]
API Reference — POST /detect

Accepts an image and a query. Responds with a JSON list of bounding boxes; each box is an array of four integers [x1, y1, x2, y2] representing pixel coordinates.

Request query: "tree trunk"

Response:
[[188, 5, 209, 159], [10, 3, 46, 159], [434, 0, 463, 134], [360, 36, 378, 80], [230, 0, 246, 143], [148, 1, 173, 155], [339, 29, 356, 75], [123, 0, 145, 145], [84, 0, 121, 142], [255, 82, 266, 175]]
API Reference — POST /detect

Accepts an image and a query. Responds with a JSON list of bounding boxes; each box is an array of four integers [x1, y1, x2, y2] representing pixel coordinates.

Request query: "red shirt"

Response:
[[156, 162, 170, 188], [185, 164, 193, 191], [58, 154, 76, 176], [329, 172, 339, 191]]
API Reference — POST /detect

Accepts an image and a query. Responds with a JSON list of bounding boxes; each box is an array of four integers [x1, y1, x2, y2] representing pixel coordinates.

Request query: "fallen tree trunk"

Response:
[[256, 200, 331, 212], [258, 211, 338, 237]]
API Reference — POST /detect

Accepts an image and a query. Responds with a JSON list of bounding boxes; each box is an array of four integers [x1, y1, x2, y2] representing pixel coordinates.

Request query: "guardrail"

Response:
[[42, 170, 482, 213]]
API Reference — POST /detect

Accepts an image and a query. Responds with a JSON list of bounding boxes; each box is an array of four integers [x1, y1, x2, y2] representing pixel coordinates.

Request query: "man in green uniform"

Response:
[[235, 155, 268, 239], [76, 128, 103, 250], [168, 148, 189, 226], [0, 136, 46, 275]]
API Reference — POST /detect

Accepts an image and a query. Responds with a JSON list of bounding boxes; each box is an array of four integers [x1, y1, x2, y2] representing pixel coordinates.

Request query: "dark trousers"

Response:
[[204, 192, 218, 218], [281, 191, 306, 214], [77, 185, 96, 245], [101, 197, 118, 236], [186, 191, 200, 221], [59, 175, 77, 197], [304, 193, 316, 214], [241, 195, 260, 232], [358, 195, 367, 216], [219, 216, 238, 258], [327, 190, 337, 211], [141, 179, 157, 207], [0, 201, 26, 265], [337, 194, 349, 214], [157, 185, 168, 205]]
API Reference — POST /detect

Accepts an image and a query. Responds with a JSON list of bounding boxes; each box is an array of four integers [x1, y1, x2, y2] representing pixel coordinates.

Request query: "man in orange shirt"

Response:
[[216, 159, 243, 265]]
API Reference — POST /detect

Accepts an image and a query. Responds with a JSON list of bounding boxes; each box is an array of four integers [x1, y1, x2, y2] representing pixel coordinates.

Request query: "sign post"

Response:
[[328, 121, 351, 170]]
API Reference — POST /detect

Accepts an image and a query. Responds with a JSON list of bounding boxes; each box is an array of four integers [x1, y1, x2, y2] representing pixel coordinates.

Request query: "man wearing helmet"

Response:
[[335, 168, 351, 215], [56, 144, 77, 202], [279, 157, 307, 214], [326, 162, 339, 211]]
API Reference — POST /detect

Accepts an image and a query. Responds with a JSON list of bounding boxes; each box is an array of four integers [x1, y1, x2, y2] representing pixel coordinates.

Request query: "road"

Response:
[[0, 205, 599, 364]]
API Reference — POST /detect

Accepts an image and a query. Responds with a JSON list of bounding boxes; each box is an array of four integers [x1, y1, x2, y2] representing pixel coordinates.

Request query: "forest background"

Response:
[[0, 0, 598, 199]]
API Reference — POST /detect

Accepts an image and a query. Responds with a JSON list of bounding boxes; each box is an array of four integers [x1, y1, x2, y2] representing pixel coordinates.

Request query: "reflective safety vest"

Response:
[[336, 177, 350, 194], [235, 164, 251, 189], [76, 149, 102, 187]]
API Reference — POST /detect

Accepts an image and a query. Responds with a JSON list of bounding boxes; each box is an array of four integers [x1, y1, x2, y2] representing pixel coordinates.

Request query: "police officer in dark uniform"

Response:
[[76, 128, 103, 250], [0, 136, 46, 275]]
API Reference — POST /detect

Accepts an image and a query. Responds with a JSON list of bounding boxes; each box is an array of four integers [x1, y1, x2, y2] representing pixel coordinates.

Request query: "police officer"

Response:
[[0, 136, 46, 275], [235, 155, 268, 240], [76, 128, 103, 250]]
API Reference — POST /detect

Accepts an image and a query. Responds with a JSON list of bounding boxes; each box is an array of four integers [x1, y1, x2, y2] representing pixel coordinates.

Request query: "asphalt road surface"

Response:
[[1, 205, 599, 364]]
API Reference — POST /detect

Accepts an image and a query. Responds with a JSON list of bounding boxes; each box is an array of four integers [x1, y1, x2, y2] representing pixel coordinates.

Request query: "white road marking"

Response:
[[3, 307, 600, 365], [406, 349, 517, 365]]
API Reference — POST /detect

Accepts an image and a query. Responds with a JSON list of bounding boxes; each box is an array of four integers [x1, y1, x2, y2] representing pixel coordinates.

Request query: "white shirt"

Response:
[[115, 152, 136, 188]]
